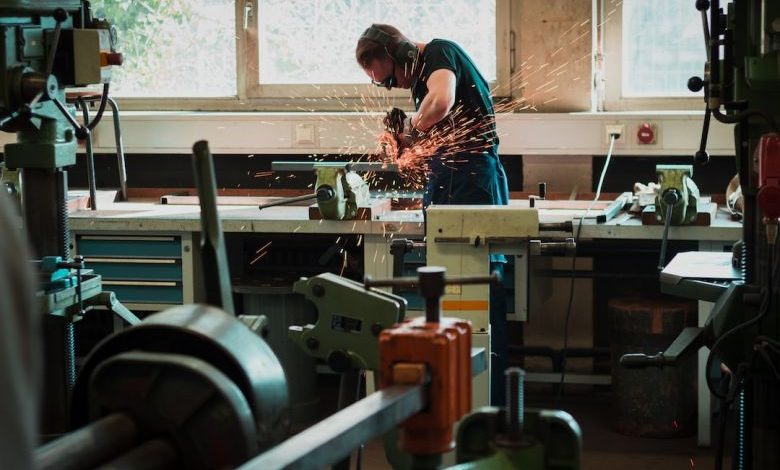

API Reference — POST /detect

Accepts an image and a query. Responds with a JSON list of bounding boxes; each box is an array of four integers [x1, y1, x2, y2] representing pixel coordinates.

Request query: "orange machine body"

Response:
[[379, 316, 472, 455]]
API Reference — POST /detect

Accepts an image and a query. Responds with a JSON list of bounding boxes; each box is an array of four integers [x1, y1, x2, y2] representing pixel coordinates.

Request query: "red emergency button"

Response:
[[637, 122, 656, 144]]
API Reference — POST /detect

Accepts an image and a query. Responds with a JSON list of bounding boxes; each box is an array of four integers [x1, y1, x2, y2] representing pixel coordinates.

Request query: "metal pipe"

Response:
[[239, 385, 425, 470], [35, 413, 138, 470], [107, 97, 127, 201], [98, 438, 178, 470], [77, 97, 97, 210]]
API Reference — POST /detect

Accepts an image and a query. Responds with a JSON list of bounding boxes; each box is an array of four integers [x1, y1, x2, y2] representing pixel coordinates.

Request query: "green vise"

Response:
[[452, 408, 582, 470], [315, 165, 370, 220], [451, 368, 581, 470], [289, 273, 406, 371], [258, 163, 371, 220], [655, 164, 700, 225]]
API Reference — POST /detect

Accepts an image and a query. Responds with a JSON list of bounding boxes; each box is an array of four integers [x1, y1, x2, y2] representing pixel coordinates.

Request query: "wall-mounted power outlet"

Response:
[[605, 124, 624, 146], [295, 123, 317, 146]]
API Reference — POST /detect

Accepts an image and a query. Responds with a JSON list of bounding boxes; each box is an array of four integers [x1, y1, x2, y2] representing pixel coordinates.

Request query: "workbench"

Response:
[[69, 194, 741, 447]]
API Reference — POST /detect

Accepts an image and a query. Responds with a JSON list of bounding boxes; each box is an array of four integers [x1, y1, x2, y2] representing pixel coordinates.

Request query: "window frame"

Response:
[[600, 0, 706, 111], [114, 0, 511, 111]]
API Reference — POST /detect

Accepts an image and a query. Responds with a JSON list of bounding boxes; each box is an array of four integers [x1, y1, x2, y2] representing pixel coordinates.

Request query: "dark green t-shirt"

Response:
[[411, 39, 499, 159]]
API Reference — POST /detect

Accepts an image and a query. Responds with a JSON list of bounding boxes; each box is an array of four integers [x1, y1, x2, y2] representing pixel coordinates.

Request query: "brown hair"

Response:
[[355, 23, 413, 67]]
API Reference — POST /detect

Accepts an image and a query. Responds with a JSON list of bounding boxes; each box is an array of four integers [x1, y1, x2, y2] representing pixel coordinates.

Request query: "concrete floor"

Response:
[[305, 375, 725, 469], [336, 393, 723, 469]]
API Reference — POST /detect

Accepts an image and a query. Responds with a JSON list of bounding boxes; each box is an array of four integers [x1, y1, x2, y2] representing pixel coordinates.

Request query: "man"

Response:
[[356, 24, 510, 405]]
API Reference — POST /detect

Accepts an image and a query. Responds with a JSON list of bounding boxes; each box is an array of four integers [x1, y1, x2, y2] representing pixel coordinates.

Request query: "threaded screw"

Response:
[[505, 367, 525, 440]]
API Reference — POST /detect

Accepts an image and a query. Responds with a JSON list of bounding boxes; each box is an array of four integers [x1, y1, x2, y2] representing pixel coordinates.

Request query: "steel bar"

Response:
[[192, 140, 234, 314], [239, 385, 425, 470], [271, 161, 399, 173], [35, 413, 138, 470]]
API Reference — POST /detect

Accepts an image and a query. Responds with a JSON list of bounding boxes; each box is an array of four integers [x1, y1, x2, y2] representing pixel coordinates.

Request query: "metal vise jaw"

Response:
[[289, 273, 406, 372], [655, 164, 700, 225], [314, 165, 370, 220]]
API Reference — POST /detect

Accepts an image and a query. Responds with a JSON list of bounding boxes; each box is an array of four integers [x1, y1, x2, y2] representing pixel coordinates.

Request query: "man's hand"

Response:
[[398, 116, 422, 147], [383, 107, 407, 135]]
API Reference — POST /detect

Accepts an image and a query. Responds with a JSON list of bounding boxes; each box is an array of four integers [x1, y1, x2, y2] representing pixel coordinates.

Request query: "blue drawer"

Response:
[[77, 236, 182, 258], [84, 259, 182, 281], [102, 282, 183, 304]]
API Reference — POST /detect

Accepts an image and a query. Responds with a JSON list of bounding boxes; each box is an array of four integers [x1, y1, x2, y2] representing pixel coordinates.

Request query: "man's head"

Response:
[[356, 24, 418, 90]]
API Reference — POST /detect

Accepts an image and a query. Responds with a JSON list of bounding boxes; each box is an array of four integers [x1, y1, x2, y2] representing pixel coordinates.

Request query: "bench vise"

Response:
[[289, 272, 406, 372], [259, 163, 372, 220], [655, 164, 700, 225]]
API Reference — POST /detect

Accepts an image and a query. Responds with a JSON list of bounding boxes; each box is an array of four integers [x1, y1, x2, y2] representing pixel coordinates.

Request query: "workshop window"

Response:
[[244, 0, 510, 100], [87, 0, 508, 109], [600, 0, 714, 110], [90, 0, 237, 97]]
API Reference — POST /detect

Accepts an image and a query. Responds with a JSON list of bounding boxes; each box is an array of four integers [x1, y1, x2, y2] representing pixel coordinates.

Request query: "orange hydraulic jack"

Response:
[[368, 267, 499, 459]]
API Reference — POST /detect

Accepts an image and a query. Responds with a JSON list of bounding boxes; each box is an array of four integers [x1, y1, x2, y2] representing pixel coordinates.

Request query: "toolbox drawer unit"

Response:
[[74, 234, 193, 311]]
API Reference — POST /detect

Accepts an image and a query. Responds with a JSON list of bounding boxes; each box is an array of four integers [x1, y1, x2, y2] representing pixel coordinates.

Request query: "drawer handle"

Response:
[[102, 280, 179, 287], [85, 258, 178, 265], [79, 236, 177, 242]]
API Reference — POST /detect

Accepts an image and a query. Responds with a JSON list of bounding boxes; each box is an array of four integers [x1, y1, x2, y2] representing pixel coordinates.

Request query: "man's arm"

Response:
[[410, 69, 456, 132]]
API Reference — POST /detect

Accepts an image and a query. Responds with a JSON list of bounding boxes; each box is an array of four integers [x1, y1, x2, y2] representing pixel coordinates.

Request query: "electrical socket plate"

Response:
[[605, 124, 625, 146]]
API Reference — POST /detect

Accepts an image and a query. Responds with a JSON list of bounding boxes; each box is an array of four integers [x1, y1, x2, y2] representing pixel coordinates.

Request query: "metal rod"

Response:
[[192, 140, 235, 314], [239, 385, 425, 470], [257, 193, 317, 210], [364, 272, 500, 289], [77, 97, 97, 210], [107, 97, 128, 201], [35, 413, 138, 470]]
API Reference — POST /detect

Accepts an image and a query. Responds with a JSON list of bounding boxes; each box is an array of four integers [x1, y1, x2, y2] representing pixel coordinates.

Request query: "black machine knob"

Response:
[[662, 188, 682, 206], [695, 0, 710, 11], [687, 76, 705, 93], [694, 149, 710, 165], [327, 350, 353, 373], [316, 186, 335, 203]]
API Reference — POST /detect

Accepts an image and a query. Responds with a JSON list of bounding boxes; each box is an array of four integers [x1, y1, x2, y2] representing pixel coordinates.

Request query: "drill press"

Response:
[[0, 1, 131, 435]]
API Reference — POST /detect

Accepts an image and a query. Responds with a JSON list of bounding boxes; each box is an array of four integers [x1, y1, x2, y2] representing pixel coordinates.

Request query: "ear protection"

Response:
[[360, 25, 418, 66]]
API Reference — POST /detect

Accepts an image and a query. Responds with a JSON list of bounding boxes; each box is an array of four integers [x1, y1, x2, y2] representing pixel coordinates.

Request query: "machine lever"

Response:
[[192, 140, 235, 314], [620, 327, 704, 369]]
